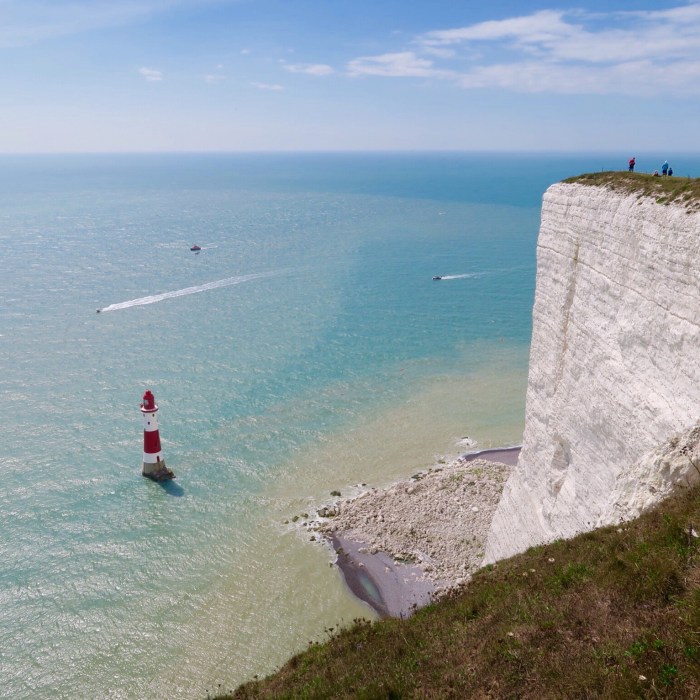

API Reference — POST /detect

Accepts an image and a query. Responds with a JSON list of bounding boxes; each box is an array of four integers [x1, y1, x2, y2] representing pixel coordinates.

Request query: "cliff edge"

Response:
[[484, 176, 700, 564]]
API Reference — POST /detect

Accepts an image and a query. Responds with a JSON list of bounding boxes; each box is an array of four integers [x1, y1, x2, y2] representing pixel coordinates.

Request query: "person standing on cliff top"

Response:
[[662, 161, 669, 176], [628, 157, 636, 172]]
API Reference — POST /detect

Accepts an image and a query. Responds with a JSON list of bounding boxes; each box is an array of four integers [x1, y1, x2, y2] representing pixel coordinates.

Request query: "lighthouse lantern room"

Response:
[[140, 390, 175, 481]]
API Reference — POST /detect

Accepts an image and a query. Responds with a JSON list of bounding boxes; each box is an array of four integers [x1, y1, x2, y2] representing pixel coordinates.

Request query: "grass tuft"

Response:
[[563, 171, 700, 211]]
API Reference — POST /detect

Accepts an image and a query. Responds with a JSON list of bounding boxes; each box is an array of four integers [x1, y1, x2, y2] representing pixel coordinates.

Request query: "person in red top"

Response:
[[628, 157, 636, 172]]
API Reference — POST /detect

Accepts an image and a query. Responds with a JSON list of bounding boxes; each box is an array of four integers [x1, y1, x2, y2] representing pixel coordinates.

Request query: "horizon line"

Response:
[[0, 149, 697, 157]]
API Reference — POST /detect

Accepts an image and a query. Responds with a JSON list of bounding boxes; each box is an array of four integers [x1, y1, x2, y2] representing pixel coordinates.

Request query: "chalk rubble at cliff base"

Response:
[[313, 456, 512, 587]]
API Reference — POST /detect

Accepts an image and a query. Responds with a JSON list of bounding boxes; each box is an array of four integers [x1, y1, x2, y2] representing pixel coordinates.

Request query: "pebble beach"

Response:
[[312, 447, 520, 616]]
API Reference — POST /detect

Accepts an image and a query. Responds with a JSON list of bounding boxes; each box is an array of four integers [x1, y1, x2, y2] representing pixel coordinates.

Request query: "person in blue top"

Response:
[[662, 161, 669, 176]]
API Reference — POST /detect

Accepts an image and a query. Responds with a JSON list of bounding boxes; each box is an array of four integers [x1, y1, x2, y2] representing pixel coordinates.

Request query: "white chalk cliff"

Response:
[[484, 180, 700, 564]]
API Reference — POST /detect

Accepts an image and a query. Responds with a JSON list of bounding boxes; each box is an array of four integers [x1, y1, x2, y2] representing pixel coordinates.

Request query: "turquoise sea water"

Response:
[[2, 152, 696, 699]]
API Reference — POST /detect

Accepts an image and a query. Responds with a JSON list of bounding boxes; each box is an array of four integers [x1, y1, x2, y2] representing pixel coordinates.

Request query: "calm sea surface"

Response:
[[1, 152, 696, 698]]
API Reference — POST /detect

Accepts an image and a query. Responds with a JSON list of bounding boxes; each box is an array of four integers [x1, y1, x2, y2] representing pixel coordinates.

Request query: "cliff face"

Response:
[[484, 182, 700, 564]]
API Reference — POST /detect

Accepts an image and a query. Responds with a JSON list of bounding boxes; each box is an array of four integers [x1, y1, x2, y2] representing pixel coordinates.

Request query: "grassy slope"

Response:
[[222, 485, 700, 699], [564, 171, 700, 210]]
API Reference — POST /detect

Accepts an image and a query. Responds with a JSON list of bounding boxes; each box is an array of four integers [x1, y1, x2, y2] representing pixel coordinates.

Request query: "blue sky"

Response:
[[3, 0, 700, 152]]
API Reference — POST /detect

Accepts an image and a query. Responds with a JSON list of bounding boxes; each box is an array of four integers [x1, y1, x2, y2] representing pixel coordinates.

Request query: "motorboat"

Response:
[[432, 275, 442, 280], [190, 244, 202, 252]]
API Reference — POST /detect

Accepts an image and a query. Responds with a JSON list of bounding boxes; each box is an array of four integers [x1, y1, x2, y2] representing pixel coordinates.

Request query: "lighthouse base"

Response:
[[142, 461, 176, 482]]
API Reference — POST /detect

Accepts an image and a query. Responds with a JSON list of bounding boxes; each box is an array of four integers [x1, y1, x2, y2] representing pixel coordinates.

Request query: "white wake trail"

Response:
[[440, 273, 477, 280], [438, 265, 529, 281], [100, 271, 277, 312]]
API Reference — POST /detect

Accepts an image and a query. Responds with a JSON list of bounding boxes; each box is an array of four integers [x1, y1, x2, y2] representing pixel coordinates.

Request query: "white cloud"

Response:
[[420, 45, 457, 59], [252, 81, 284, 91], [454, 60, 653, 95], [347, 3, 700, 97], [139, 67, 162, 82], [347, 51, 447, 78], [283, 63, 334, 76], [425, 10, 575, 45]]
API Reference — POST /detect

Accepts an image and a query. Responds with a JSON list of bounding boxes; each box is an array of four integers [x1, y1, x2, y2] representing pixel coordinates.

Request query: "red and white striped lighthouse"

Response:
[[140, 390, 175, 481]]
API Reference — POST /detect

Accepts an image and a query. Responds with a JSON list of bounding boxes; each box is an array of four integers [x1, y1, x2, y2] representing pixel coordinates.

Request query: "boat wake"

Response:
[[438, 273, 478, 281], [435, 265, 529, 281], [99, 271, 277, 312]]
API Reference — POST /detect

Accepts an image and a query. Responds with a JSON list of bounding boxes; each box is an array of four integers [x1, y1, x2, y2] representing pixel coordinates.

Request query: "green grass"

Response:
[[218, 485, 700, 699], [564, 171, 700, 210]]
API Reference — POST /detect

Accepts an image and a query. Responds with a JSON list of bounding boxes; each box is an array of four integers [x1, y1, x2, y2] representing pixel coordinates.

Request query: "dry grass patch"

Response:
[[564, 171, 700, 211]]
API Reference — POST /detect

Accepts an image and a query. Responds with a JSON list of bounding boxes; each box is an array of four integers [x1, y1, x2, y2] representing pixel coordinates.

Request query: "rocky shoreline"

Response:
[[310, 447, 520, 617]]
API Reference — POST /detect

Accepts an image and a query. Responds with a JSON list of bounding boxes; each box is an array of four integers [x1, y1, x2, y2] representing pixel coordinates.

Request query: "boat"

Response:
[[190, 244, 201, 252], [432, 276, 442, 280]]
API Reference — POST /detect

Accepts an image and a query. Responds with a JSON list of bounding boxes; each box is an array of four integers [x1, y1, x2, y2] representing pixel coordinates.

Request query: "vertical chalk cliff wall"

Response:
[[484, 181, 700, 564]]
